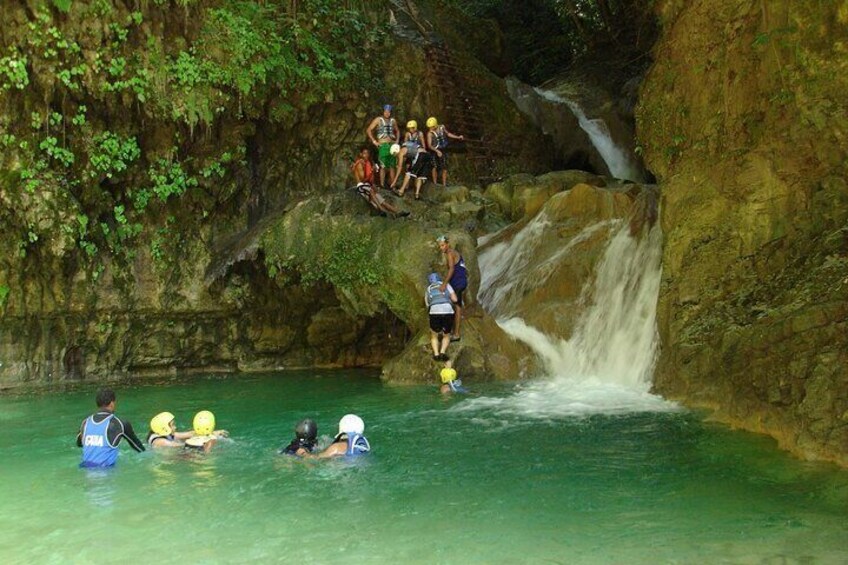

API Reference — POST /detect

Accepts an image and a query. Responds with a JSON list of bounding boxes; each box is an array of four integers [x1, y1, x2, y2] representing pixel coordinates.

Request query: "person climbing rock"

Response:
[[426, 117, 464, 186], [279, 418, 319, 456], [366, 104, 399, 189], [437, 235, 468, 341], [76, 389, 145, 467], [439, 361, 467, 394], [352, 147, 410, 218], [308, 414, 370, 458], [147, 411, 198, 448], [425, 272, 458, 361]]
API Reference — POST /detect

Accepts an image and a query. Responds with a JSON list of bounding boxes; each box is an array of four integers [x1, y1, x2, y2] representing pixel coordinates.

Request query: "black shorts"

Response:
[[429, 314, 454, 334], [434, 151, 447, 173], [409, 152, 433, 178]]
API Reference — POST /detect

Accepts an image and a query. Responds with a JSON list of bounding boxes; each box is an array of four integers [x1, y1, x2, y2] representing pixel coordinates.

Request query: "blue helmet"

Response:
[[428, 272, 441, 285], [383, 104, 393, 112]]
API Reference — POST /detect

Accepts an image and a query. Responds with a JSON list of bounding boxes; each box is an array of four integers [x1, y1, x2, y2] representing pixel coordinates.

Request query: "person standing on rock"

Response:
[[437, 235, 467, 341], [396, 120, 432, 199], [426, 272, 458, 361], [76, 388, 145, 467], [366, 104, 399, 189], [426, 117, 464, 187]]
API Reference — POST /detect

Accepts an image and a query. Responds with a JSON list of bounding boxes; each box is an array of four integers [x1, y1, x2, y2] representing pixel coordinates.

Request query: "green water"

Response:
[[1, 371, 846, 564]]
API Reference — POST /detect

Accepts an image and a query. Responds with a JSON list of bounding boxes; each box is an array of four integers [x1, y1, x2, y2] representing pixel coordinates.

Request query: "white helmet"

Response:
[[389, 143, 401, 155], [338, 414, 365, 435]]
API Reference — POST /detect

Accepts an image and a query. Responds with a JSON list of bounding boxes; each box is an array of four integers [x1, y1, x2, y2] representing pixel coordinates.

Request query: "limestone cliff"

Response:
[[0, 0, 550, 387], [637, 0, 848, 464]]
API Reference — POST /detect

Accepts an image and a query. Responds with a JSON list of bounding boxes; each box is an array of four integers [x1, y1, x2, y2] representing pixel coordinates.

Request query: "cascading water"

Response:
[[534, 87, 646, 183], [464, 214, 675, 417]]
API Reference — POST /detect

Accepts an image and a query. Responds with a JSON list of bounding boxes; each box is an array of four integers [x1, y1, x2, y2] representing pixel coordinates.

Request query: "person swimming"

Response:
[[279, 418, 319, 456], [183, 410, 228, 453], [439, 362, 467, 394], [147, 411, 198, 448], [309, 414, 370, 458]]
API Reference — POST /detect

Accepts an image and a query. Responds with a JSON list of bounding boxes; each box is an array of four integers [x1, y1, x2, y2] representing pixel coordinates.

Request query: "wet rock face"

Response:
[[638, 0, 848, 464]]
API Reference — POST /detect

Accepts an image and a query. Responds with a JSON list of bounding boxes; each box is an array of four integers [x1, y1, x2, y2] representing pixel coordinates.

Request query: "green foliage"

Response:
[[39, 137, 75, 167], [0, 49, 29, 90], [0, 284, 9, 308], [89, 132, 141, 179], [52, 0, 73, 13], [265, 217, 381, 291], [146, 158, 198, 206]]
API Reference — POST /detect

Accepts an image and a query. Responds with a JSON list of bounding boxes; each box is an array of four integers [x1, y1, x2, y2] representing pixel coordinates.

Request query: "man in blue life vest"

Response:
[[76, 389, 145, 467]]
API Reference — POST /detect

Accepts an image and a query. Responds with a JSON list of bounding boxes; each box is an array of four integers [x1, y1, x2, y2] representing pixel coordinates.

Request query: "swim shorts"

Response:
[[429, 314, 454, 334], [379, 143, 397, 169]]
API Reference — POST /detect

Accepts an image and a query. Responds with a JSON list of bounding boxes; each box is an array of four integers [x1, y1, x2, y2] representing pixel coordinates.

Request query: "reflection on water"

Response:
[[82, 468, 117, 509]]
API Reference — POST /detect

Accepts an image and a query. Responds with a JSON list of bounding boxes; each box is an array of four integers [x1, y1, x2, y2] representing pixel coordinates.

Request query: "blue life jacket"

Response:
[[377, 118, 395, 139], [346, 433, 370, 456], [80, 414, 119, 468], [449, 379, 468, 394], [434, 126, 449, 149], [427, 283, 452, 309]]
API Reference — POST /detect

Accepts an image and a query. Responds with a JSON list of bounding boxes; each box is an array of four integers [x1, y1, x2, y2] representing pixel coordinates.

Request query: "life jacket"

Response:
[[427, 283, 452, 310], [449, 379, 468, 394], [279, 438, 316, 456], [433, 125, 449, 149], [404, 131, 422, 155], [346, 433, 370, 456], [377, 118, 395, 140], [80, 414, 119, 468], [147, 432, 175, 447], [353, 158, 374, 184]]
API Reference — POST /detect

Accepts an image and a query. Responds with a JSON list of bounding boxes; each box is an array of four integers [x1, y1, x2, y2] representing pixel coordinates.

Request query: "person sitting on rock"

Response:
[[352, 146, 410, 218], [426, 117, 464, 187], [439, 361, 467, 394], [425, 272, 458, 361], [365, 104, 399, 188]]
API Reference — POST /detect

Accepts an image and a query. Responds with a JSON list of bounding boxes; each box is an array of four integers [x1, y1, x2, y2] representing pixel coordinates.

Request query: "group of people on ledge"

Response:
[[75, 389, 372, 468], [353, 104, 464, 216]]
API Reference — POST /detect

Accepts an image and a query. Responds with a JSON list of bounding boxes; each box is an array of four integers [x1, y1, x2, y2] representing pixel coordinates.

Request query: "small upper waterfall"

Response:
[[533, 87, 646, 183], [466, 209, 675, 417]]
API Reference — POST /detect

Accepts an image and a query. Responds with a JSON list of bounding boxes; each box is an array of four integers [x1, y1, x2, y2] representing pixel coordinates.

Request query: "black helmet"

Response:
[[295, 418, 317, 441]]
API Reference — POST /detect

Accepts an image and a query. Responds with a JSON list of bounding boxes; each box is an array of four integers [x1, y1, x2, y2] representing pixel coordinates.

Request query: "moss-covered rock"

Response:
[[637, 0, 848, 465]]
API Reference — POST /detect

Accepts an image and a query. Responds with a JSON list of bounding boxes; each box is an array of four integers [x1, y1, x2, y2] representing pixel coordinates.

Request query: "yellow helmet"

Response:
[[193, 410, 216, 435], [406, 120, 417, 129], [440, 368, 457, 384], [426, 117, 438, 128], [150, 412, 175, 436]]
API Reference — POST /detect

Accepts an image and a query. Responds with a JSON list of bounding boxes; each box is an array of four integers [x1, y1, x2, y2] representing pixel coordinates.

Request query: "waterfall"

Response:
[[465, 218, 675, 417], [533, 87, 645, 183]]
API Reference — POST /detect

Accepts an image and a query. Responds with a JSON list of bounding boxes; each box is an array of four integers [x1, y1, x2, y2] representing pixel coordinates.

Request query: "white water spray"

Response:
[[466, 217, 676, 418], [534, 88, 645, 183]]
